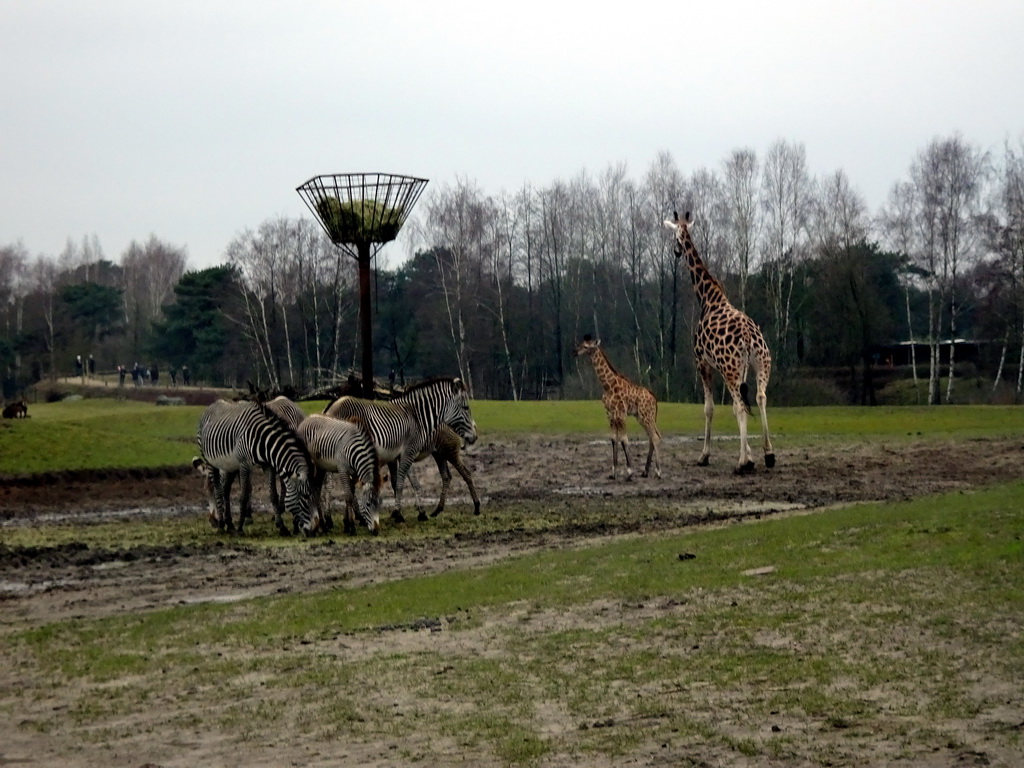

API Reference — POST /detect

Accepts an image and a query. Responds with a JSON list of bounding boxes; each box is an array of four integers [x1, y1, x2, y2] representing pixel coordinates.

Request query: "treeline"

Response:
[[2, 134, 1023, 405]]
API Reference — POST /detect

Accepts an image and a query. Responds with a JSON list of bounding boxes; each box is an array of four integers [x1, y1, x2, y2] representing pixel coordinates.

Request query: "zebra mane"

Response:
[[253, 400, 313, 472], [398, 377, 463, 397]]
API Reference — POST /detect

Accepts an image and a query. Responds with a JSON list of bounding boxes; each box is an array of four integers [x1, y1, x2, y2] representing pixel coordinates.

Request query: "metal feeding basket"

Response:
[[296, 172, 428, 257], [296, 172, 428, 397]]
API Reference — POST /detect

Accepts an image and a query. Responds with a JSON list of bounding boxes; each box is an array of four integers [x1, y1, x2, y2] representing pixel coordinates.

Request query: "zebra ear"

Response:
[[452, 377, 465, 391]]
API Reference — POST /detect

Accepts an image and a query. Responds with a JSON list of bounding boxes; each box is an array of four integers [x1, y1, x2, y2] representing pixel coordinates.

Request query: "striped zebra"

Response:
[[196, 399, 314, 535], [296, 414, 382, 535], [323, 377, 477, 523], [264, 395, 308, 526]]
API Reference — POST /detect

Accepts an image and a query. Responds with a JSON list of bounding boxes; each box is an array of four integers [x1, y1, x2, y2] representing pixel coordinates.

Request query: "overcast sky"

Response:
[[3, 1, 1023, 270]]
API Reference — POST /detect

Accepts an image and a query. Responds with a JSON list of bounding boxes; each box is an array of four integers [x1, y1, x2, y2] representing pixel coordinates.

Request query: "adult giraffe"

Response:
[[573, 335, 662, 480], [664, 211, 775, 473]]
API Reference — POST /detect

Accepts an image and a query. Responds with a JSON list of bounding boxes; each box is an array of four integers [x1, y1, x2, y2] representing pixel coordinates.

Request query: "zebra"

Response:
[[323, 377, 478, 523], [264, 395, 308, 527], [196, 399, 314, 535], [296, 414, 382, 535]]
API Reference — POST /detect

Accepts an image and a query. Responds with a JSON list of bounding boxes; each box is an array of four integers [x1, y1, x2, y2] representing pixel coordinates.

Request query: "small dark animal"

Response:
[[2, 401, 28, 419]]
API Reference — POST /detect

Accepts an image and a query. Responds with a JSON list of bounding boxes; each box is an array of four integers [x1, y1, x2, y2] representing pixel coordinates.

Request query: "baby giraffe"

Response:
[[574, 335, 662, 480]]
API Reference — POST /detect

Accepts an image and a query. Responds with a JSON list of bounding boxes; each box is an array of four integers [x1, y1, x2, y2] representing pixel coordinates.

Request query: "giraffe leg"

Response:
[[610, 416, 633, 480], [698, 365, 714, 466], [641, 421, 662, 479], [620, 435, 634, 480], [732, 390, 756, 474], [756, 380, 776, 468]]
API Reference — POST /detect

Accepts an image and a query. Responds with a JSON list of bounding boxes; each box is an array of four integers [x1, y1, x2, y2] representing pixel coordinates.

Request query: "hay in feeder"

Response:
[[316, 197, 403, 243]]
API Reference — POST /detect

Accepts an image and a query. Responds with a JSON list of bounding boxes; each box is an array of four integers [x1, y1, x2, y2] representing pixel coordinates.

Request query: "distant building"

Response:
[[875, 339, 989, 367]]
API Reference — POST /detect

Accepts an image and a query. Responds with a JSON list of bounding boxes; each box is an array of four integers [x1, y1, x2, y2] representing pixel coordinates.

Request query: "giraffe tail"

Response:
[[739, 382, 753, 416]]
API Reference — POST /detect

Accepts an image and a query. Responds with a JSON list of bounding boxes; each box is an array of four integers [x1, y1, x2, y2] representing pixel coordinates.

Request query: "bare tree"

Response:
[[642, 151, 686, 396], [910, 135, 988, 403], [227, 228, 281, 389], [491, 190, 523, 400], [722, 148, 761, 311], [812, 170, 868, 253], [878, 180, 925, 399], [761, 139, 813, 369], [120, 235, 188, 358], [28, 255, 61, 379], [59, 234, 105, 283], [0, 242, 30, 386], [986, 140, 1024, 397], [423, 178, 491, 393]]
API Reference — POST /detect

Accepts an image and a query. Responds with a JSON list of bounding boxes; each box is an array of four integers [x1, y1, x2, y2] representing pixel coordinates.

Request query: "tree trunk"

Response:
[[945, 302, 958, 403], [904, 282, 920, 402], [927, 286, 941, 405], [1017, 314, 1024, 400], [993, 327, 1009, 394]]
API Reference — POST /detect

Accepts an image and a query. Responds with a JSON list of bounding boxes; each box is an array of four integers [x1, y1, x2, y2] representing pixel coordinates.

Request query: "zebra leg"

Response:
[[388, 459, 405, 523], [319, 472, 334, 534], [392, 452, 418, 523], [309, 468, 327, 535], [343, 476, 357, 535], [219, 470, 237, 533], [236, 467, 253, 534], [429, 452, 452, 518], [268, 470, 287, 532]]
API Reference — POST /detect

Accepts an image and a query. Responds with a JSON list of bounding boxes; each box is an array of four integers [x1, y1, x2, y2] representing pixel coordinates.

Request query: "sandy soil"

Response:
[[1, 433, 1023, 766]]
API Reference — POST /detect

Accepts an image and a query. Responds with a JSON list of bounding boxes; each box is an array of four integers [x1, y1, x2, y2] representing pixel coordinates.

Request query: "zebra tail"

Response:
[[739, 382, 753, 416]]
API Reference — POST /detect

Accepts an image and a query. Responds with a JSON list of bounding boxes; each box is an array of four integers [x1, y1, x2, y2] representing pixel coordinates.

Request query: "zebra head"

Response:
[[281, 468, 314, 536], [355, 479, 381, 535], [440, 378, 478, 445], [192, 456, 223, 529]]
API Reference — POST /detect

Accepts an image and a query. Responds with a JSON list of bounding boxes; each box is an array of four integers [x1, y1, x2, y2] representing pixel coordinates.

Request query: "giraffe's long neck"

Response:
[[681, 232, 729, 312], [589, 349, 621, 392]]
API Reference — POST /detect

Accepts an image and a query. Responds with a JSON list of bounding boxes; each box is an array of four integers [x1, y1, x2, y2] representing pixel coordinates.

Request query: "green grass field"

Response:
[[4, 397, 1024, 475], [3, 397, 1023, 764], [7, 481, 1024, 765]]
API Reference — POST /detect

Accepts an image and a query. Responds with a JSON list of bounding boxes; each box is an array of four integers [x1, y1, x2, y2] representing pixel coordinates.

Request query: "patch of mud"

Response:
[[1, 435, 1022, 625]]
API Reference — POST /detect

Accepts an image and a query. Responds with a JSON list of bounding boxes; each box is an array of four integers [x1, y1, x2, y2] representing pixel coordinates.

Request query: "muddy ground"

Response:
[[1, 433, 1023, 766], [3, 434, 1022, 627]]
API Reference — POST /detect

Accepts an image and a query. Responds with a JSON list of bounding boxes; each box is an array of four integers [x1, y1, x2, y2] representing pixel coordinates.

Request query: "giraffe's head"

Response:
[[662, 210, 694, 258], [573, 335, 601, 358]]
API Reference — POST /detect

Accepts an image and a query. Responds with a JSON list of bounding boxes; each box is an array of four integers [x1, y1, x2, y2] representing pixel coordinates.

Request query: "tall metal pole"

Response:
[[296, 173, 427, 400], [357, 242, 374, 398]]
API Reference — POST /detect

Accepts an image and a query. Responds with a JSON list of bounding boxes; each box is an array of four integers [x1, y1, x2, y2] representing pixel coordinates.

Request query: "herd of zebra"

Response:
[[192, 377, 480, 537]]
